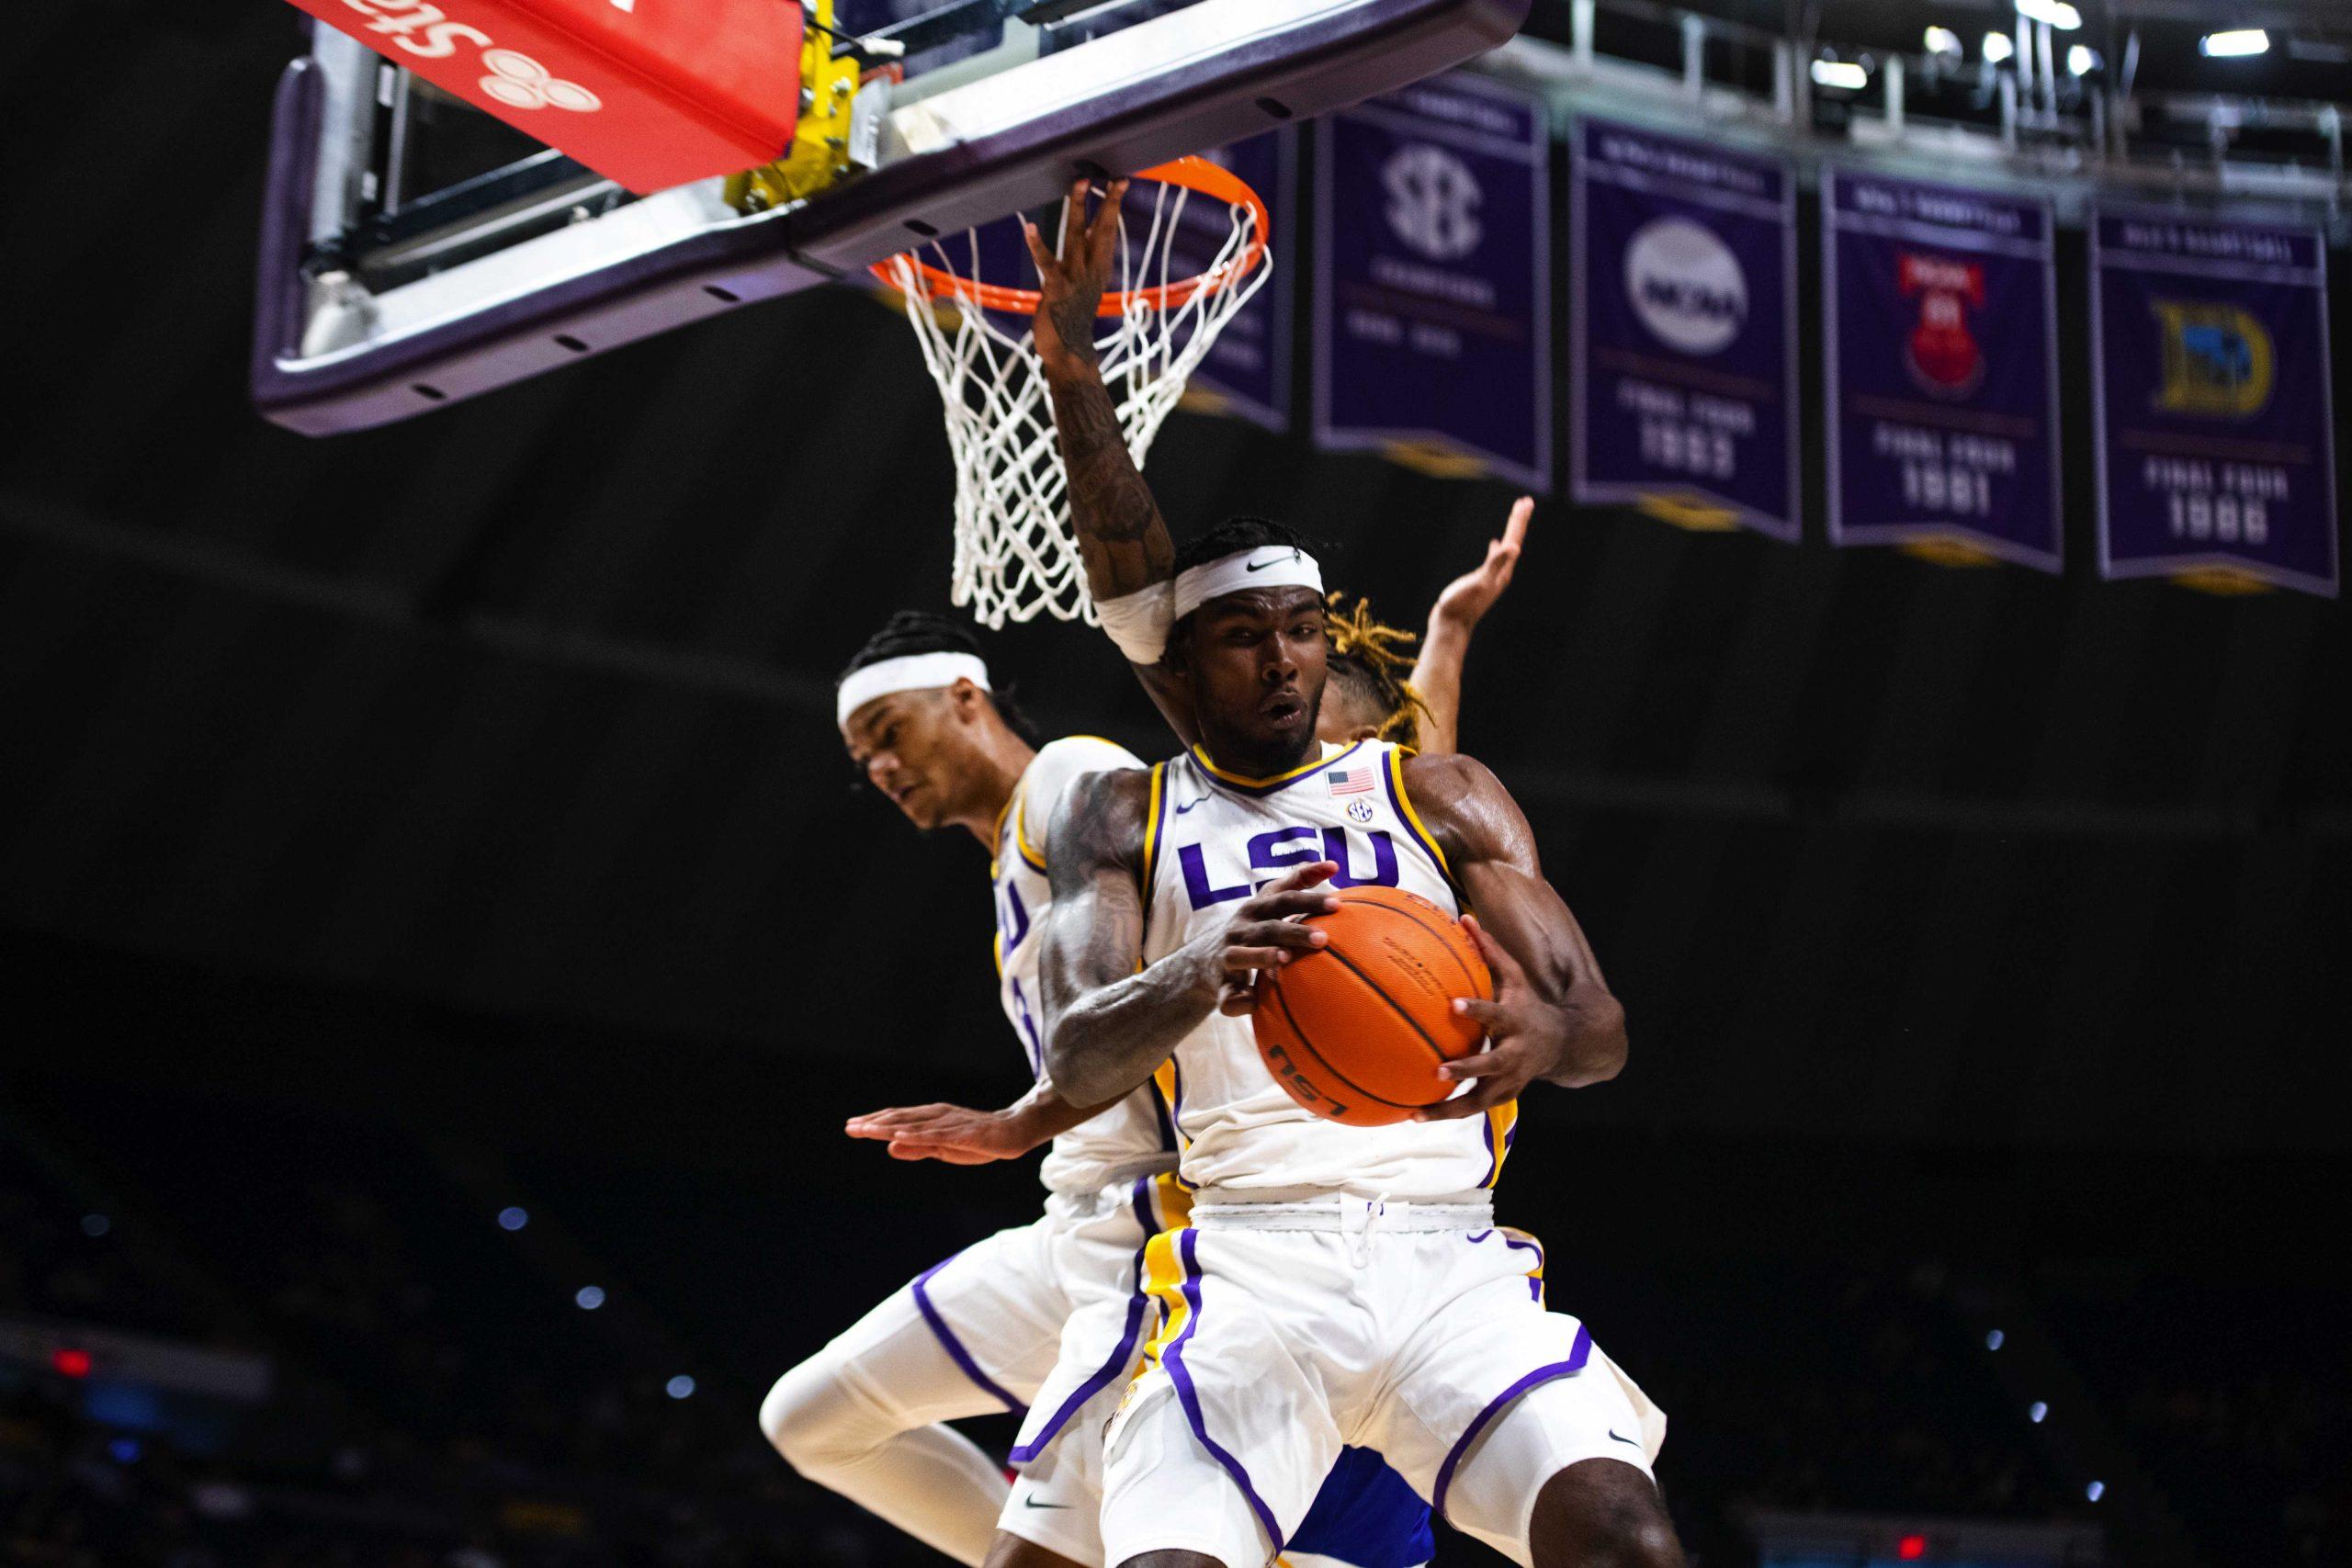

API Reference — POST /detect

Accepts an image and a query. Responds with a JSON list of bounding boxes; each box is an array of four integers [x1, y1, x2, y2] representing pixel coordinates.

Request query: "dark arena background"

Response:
[[4, 1, 2349, 1565]]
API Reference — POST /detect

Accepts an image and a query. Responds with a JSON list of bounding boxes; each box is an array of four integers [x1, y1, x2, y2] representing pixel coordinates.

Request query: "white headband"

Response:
[[1172, 547, 1325, 622], [836, 651, 991, 728]]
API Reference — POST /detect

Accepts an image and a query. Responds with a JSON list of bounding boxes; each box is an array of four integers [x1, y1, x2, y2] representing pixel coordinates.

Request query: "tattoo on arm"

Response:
[[1045, 367, 1176, 602], [1039, 771, 1218, 1106]]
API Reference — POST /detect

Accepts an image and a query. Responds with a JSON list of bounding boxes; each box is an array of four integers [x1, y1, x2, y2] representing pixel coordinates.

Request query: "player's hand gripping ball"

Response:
[[1252, 887, 1494, 1125]]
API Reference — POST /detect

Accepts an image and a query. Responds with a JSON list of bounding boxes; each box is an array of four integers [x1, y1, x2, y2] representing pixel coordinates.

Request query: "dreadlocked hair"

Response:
[[1324, 593, 1428, 750], [837, 609, 1042, 746]]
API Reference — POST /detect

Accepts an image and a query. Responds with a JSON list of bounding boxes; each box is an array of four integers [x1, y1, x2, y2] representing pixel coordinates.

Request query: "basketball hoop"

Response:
[[872, 158, 1272, 627]]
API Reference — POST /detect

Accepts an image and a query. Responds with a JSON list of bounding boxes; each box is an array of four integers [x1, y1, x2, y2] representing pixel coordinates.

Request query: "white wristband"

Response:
[[1094, 584, 1174, 665]]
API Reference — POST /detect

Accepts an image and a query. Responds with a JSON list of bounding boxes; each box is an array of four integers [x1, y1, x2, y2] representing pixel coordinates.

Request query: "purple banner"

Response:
[[1169, 131, 1295, 431], [1572, 117, 1798, 540], [2093, 210, 2339, 596], [1824, 169, 2063, 571], [1313, 72, 1551, 489]]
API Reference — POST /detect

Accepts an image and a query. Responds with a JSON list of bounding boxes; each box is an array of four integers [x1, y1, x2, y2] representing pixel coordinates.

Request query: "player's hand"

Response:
[[1430, 497, 1532, 633], [1207, 862, 1340, 1017], [1416, 914, 1567, 1120], [844, 1103, 1033, 1164], [1022, 177, 1127, 378]]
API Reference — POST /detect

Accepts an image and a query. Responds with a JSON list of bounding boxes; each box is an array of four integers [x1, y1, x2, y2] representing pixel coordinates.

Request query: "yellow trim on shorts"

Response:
[[1502, 1224, 1546, 1306], [1484, 1100, 1518, 1188], [1137, 1229, 1191, 1371]]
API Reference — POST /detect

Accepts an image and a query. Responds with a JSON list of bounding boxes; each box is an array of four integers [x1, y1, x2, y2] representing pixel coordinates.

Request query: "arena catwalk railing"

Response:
[[1487, 0, 2347, 239]]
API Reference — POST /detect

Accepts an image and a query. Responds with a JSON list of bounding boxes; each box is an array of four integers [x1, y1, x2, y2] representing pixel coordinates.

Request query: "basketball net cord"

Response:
[[884, 180, 1270, 627]]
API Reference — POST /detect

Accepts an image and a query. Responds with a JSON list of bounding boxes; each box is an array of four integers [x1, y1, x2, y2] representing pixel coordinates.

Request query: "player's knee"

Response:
[[760, 1357, 874, 1475], [1530, 1461, 1684, 1568]]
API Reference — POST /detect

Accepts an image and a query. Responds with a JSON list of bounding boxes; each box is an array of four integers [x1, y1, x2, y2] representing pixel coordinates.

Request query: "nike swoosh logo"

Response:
[[1608, 1428, 1639, 1447], [1244, 552, 1295, 572], [1022, 1497, 1071, 1509], [1174, 796, 1205, 815]]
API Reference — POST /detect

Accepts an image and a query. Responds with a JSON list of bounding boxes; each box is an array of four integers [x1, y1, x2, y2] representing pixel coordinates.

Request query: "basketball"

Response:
[[1252, 887, 1494, 1127]]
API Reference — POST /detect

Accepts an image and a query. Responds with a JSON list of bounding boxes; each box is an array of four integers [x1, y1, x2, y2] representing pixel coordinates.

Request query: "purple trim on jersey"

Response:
[[910, 1256, 1026, 1416], [1380, 750, 1455, 891], [1007, 1260, 1150, 1465], [1192, 739, 1373, 800], [1131, 1175, 1159, 1236], [1164, 1229, 1287, 1551], [1429, 1326, 1594, 1522]]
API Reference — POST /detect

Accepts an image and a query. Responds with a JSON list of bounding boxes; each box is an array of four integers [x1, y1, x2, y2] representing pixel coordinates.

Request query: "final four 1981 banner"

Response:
[[1573, 117, 1798, 540], [1314, 73, 1551, 489], [1824, 169, 2063, 570], [2092, 210, 2339, 596]]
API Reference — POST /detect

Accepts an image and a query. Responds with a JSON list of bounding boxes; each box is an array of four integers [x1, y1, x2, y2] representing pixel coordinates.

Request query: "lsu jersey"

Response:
[[1138, 740, 1517, 1199], [996, 736, 1178, 1195]]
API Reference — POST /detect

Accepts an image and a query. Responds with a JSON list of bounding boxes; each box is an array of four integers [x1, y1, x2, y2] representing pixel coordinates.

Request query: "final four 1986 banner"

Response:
[[1824, 169, 2063, 570], [2093, 210, 2339, 596], [1314, 73, 1551, 489], [1573, 117, 1798, 539]]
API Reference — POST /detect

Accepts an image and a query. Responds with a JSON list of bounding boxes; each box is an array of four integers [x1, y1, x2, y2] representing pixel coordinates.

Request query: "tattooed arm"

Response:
[[1039, 767, 1340, 1105], [1023, 180, 1199, 746]]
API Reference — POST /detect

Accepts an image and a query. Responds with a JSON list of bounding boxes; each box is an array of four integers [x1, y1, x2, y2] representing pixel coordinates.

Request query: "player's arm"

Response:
[[1402, 751, 1627, 1119], [1038, 769, 1339, 1104], [1410, 497, 1532, 756], [842, 1079, 1117, 1165], [1023, 181, 1201, 747]]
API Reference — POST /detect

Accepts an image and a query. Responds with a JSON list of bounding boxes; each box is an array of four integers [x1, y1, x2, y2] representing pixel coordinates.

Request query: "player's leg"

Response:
[[1373, 1229, 1683, 1568], [763, 1224, 1071, 1566]]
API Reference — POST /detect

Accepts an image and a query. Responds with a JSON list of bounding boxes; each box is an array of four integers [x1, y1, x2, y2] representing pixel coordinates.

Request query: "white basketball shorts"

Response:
[[1098, 1193, 1667, 1568]]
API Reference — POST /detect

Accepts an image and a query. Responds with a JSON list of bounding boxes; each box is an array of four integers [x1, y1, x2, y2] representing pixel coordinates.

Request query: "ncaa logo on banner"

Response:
[[1624, 218, 1746, 355], [2152, 301, 2274, 418], [1382, 144, 1483, 262]]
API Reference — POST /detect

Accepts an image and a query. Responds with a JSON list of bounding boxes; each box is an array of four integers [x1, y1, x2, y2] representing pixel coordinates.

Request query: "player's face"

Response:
[[1177, 588, 1329, 773], [841, 689, 979, 831]]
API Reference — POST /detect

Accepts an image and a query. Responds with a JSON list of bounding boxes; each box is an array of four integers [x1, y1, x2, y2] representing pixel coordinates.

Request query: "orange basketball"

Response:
[[1252, 886, 1493, 1126]]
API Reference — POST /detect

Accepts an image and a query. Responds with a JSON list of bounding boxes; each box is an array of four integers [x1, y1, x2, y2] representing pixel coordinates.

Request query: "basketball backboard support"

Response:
[[253, 0, 1532, 435]]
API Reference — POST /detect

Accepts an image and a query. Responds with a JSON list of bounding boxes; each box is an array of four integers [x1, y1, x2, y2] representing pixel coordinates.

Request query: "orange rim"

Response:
[[868, 157, 1271, 318]]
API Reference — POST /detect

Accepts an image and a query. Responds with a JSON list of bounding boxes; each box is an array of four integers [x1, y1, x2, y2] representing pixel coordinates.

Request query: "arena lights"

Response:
[[1983, 32, 2015, 63], [666, 1375, 696, 1400], [2067, 44, 2099, 75], [108, 1438, 142, 1464], [1984, 1328, 2006, 1350], [51, 1348, 93, 1379], [2014, 0, 2081, 29], [2199, 28, 2269, 57], [1897, 1536, 1928, 1562], [2029, 1400, 2050, 1423], [80, 1213, 110, 1237], [575, 1285, 606, 1310], [2086, 1480, 2107, 1502], [1812, 59, 1869, 89], [1923, 26, 1962, 58], [497, 1205, 529, 1232]]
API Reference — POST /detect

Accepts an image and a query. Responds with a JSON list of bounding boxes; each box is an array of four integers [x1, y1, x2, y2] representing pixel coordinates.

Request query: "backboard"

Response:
[[254, 0, 1532, 434]]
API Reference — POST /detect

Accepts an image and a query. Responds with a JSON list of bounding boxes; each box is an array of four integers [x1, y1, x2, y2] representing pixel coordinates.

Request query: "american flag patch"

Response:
[[1326, 762, 1375, 797]]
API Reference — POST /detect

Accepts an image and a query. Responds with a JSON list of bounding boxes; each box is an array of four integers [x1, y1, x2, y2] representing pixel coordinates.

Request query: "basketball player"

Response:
[[1019, 180, 1530, 762], [765, 611, 1441, 1568], [1026, 185, 1687, 1568]]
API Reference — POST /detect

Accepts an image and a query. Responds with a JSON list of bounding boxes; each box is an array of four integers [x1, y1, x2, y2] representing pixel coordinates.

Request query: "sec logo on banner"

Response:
[[1381, 143, 1484, 262], [1624, 217, 1747, 356]]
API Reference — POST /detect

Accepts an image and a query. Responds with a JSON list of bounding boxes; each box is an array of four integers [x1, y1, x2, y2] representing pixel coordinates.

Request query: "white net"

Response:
[[883, 174, 1271, 627]]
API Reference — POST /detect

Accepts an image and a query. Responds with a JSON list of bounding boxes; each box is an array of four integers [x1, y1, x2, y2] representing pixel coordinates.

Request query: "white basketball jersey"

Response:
[[1139, 739, 1519, 1199], [996, 736, 1178, 1195]]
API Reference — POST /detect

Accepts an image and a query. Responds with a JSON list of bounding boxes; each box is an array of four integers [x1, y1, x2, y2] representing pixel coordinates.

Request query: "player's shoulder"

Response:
[[1022, 736, 1150, 858], [1396, 746, 1501, 804]]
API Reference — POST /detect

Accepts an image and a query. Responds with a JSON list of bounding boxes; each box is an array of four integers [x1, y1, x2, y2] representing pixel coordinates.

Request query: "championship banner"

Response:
[[1572, 117, 1798, 539], [1823, 169, 2063, 570], [1172, 131, 1295, 431], [1313, 72, 1552, 489], [2092, 210, 2339, 596]]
